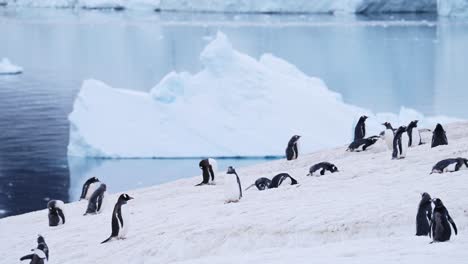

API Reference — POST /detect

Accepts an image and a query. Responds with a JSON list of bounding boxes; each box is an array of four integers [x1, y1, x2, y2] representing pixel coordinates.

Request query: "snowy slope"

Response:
[[67, 32, 460, 158], [0, 58, 23, 75], [2, 121, 468, 263]]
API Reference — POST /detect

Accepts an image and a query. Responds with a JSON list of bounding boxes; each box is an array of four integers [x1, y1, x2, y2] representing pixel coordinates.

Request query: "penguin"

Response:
[[307, 162, 338, 176], [245, 177, 272, 191], [196, 158, 217, 186], [47, 200, 65, 227], [346, 136, 379, 152], [20, 235, 49, 264], [84, 183, 106, 215], [431, 124, 448, 148], [270, 173, 298, 188], [80, 177, 100, 200], [430, 157, 468, 174], [430, 198, 457, 242], [224, 166, 242, 203], [101, 194, 134, 244], [407, 120, 421, 147], [354, 115, 368, 141], [392, 126, 408, 159], [416, 192, 432, 236], [285, 135, 301, 161], [381, 122, 395, 150]]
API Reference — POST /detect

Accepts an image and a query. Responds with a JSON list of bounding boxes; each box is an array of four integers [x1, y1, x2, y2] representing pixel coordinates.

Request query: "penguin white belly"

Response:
[[224, 175, 240, 202], [411, 129, 421, 147], [118, 206, 130, 238], [384, 129, 394, 150], [400, 134, 409, 158], [446, 163, 457, 172], [85, 182, 98, 200]]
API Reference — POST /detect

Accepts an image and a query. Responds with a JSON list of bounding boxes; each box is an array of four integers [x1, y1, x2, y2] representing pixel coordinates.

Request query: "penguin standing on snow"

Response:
[[224, 166, 242, 203], [245, 177, 272, 191], [381, 122, 395, 150], [20, 235, 49, 264], [347, 136, 379, 152], [430, 198, 457, 242], [196, 158, 217, 186], [354, 115, 368, 141], [416, 192, 432, 236], [101, 194, 134, 244], [84, 183, 106, 215], [407, 120, 421, 147], [285, 135, 301, 160], [270, 173, 298, 188], [80, 177, 100, 200], [431, 124, 448, 148], [431, 157, 468, 174], [392, 126, 408, 159], [307, 162, 338, 176], [47, 200, 65, 226]]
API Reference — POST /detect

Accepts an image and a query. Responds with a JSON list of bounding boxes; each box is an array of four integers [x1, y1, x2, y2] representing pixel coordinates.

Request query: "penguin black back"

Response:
[[407, 120, 419, 146], [196, 158, 215, 186], [285, 135, 301, 161], [431, 158, 468, 174], [307, 162, 338, 176], [47, 200, 65, 226], [270, 173, 298, 188], [20, 235, 48, 264], [354, 115, 368, 141], [245, 177, 272, 191], [101, 194, 134, 244], [430, 198, 457, 242], [431, 124, 448, 148], [415, 192, 432, 236], [84, 183, 106, 215], [80, 177, 100, 200], [392, 126, 407, 159], [347, 136, 379, 152]]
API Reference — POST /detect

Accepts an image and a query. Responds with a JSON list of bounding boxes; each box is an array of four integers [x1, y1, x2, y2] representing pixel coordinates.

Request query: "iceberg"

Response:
[[68, 32, 460, 158], [0, 58, 23, 75], [438, 0, 468, 16]]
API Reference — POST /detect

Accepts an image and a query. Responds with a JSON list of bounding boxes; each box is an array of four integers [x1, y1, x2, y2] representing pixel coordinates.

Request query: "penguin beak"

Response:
[[128, 196, 134, 200], [306, 173, 311, 176]]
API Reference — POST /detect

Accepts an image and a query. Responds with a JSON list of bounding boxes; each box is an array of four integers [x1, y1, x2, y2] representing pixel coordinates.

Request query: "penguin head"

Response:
[[421, 192, 431, 202], [37, 235, 45, 244], [382, 122, 392, 130], [434, 123, 445, 133], [360, 115, 368, 121], [432, 198, 444, 207], [408, 120, 419, 129], [290, 135, 301, 142], [118, 193, 134, 204], [226, 166, 237, 175], [330, 165, 338, 172], [199, 159, 208, 169]]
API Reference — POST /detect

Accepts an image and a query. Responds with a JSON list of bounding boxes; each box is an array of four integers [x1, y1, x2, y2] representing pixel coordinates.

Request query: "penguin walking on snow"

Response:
[[196, 158, 217, 186], [431, 124, 448, 148], [307, 162, 338, 176], [347, 136, 379, 152], [381, 122, 395, 150], [416, 192, 432, 236], [47, 200, 65, 226], [431, 157, 468, 174], [101, 194, 134, 244], [20, 235, 49, 264], [80, 177, 100, 200], [430, 198, 457, 243], [354, 115, 368, 141], [392, 126, 408, 159], [407, 120, 421, 147], [84, 183, 106, 215], [285, 135, 301, 160], [224, 166, 242, 203], [270, 173, 298, 188]]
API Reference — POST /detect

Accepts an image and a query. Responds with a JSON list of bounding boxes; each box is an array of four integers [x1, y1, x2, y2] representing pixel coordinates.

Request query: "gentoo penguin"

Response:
[[354, 115, 368, 141], [80, 177, 100, 200], [307, 162, 338, 176], [270, 173, 298, 188], [430, 198, 457, 242], [382, 122, 395, 150], [84, 183, 106, 215], [407, 120, 421, 147], [224, 166, 242, 203], [347, 136, 379, 152], [431, 124, 448, 148], [47, 200, 65, 226], [101, 194, 134, 244], [196, 158, 217, 186], [392, 126, 408, 159], [416, 192, 432, 236], [20, 235, 49, 264], [285, 135, 301, 161], [431, 157, 468, 174], [245, 177, 272, 191]]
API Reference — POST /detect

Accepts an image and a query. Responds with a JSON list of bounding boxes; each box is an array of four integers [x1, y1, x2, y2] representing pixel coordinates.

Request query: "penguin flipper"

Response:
[[101, 236, 114, 244], [20, 254, 34, 261], [448, 214, 458, 235], [244, 184, 255, 191]]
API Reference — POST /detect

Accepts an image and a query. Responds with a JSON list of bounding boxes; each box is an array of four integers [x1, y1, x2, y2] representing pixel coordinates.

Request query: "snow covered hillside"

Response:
[[67, 32, 459, 158], [2, 121, 468, 263]]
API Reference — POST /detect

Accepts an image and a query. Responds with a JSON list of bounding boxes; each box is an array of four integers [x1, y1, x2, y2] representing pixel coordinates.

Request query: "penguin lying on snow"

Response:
[[225, 166, 242, 203], [285, 135, 301, 161], [245, 173, 298, 191], [196, 158, 217, 186], [431, 158, 468, 174], [47, 200, 65, 226], [416, 192, 432, 236], [431, 123, 448, 148], [392, 126, 408, 159], [20, 235, 49, 264], [354, 115, 368, 141], [307, 162, 338, 176], [245, 177, 271, 191], [430, 198, 457, 243], [84, 183, 106, 215], [80, 176, 100, 200], [101, 194, 134, 244], [347, 136, 379, 152]]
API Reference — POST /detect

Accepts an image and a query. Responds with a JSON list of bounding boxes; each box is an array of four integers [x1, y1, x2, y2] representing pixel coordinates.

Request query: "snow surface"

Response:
[[3, 121, 468, 263], [68, 32, 461, 158], [0, 58, 23, 75]]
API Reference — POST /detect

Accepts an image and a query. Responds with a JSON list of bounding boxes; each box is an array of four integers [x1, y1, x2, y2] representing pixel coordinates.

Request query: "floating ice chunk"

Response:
[[0, 58, 23, 75]]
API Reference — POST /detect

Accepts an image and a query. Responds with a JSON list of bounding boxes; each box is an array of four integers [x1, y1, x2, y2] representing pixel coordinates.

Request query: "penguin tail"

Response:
[[101, 236, 113, 244], [244, 184, 255, 191]]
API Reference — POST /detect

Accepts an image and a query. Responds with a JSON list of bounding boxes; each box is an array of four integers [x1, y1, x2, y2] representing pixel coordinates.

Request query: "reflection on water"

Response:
[[0, 9, 468, 218]]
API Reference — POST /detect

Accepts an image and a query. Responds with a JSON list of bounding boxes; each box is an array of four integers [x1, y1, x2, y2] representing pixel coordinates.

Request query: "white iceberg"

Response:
[[68, 32, 460, 158], [0, 58, 23, 75]]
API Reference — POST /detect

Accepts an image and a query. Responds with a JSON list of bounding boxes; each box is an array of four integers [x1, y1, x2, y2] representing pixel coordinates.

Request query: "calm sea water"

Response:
[[0, 9, 467, 218]]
